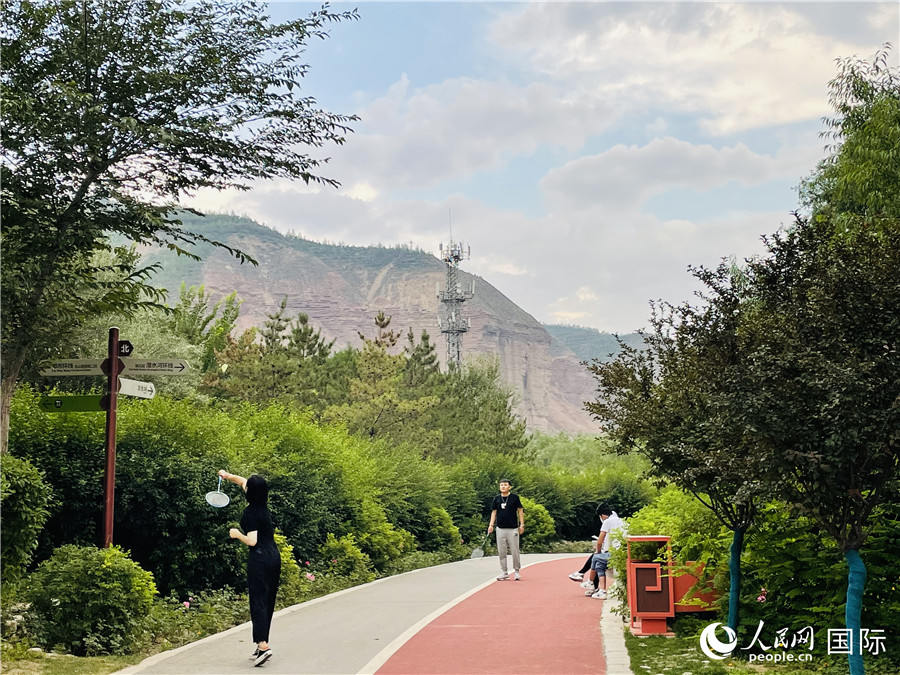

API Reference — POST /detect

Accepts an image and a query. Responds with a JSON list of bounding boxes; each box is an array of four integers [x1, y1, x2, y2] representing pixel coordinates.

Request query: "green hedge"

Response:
[[0, 454, 52, 584]]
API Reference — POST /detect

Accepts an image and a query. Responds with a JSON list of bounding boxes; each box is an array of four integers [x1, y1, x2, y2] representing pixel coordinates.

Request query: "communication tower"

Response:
[[437, 239, 475, 369]]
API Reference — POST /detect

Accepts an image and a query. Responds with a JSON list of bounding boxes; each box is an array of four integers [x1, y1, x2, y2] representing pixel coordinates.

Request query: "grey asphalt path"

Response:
[[117, 553, 586, 675]]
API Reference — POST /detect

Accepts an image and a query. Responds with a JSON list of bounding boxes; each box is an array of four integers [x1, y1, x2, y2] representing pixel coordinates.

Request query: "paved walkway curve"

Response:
[[118, 554, 632, 675]]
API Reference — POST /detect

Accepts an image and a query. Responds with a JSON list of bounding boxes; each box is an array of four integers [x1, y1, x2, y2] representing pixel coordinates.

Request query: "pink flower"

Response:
[[305, 560, 311, 566], [183, 601, 190, 609], [331, 559, 337, 564], [305, 573, 315, 581], [757, 595, 766, 603]]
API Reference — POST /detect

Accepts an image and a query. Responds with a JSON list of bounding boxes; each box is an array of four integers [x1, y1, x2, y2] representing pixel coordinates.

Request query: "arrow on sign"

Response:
[[120, 358, 189, 375], [118, 378, 155, 399], [39, 395, 105, 413], [39, 360, 104, 376]]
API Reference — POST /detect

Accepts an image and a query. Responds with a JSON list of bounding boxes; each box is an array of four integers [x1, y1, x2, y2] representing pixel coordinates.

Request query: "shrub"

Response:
[[520, 497, 555, 551], [355, 499, 414, 569], [27, 545, 156, 655], [318, 533, 375, 584], [0, 454, 52, 584], [274, 532, 305, 608], [736, 502, 900, 663], [417, 507, 462, 552]]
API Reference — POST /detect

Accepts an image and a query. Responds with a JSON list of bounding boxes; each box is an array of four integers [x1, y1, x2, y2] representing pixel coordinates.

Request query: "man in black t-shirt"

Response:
[[488, 478, 524, 580]]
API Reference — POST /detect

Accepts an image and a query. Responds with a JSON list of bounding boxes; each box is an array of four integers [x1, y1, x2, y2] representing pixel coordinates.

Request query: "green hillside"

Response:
[[543, 324, 644, 363]]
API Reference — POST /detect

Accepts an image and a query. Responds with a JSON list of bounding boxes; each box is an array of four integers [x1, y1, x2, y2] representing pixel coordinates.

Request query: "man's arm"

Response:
[[595, 531, 607, 552], [517, 507, 524, 534], [488, 509, 497, 534]]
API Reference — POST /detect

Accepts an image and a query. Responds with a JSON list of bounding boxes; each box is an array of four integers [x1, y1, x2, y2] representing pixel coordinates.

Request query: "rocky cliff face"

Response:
[[146, 215, 598, 433]]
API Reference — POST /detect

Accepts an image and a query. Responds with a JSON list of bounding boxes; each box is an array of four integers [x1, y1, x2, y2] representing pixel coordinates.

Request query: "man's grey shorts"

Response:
[[591, 552, 611, 574]]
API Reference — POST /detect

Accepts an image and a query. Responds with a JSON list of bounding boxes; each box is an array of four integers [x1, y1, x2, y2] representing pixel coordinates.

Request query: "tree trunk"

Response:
[[727, 527, 745, 631], [1, 376, 19, 455], [0, 351, 26, 454], [844, 549, 866, 675]]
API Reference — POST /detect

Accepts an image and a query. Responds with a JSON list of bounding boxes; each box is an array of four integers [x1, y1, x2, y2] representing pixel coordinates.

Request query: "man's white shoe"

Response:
[[580, 580, 594, 589], [514, 572, 521, 581], [568, 572, 583, 581], [591, 589, 607, 599], [584, 587, 596, 596], [497, 573, 509, 581]]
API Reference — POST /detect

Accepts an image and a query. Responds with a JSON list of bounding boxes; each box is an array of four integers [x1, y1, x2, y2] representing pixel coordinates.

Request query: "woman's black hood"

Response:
[[245, 475, 269, 507]]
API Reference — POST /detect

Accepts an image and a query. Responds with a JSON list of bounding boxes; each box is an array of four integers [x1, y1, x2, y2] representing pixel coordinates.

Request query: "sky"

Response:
[[186, 1, 899, 334]]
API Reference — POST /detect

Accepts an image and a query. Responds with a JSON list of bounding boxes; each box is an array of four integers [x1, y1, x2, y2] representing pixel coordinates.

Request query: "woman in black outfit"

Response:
[[219, 469, 281, 668]]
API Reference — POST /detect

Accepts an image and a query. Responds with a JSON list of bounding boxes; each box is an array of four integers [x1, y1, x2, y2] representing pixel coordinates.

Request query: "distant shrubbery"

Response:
[[3, 364, 653, 654]]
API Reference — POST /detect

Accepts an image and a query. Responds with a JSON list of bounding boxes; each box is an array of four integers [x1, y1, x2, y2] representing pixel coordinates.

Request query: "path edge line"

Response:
[[115, 564, 445, 674], [355, 558, 561, 675]]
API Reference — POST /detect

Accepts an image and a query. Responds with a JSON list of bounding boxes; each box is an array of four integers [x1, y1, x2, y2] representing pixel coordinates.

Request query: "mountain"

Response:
[[543, 324, 645, 364], [142, 213, 600, 433]]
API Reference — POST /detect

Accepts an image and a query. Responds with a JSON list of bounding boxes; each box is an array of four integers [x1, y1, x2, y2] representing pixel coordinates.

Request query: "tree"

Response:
[[741, 216, 899, 675], [432, 357, 529, 462], [203, 298, 338, 408], [0, 0, 358, 452], [169, 284, 241, 374], [327, 314, 440, 450], [801, 44, 900, 223], [586, 274, 767, 632]]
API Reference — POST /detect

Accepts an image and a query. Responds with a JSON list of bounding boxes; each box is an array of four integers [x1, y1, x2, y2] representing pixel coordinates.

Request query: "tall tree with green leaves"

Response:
[[169, 285, 241, 373], [741, 216, 899, 675], [0, 0, 358, 452], [801, 44, 900, 223], [786, 47, 900, 674], [587, 275, 766, 632], [327, 314, 440, 450]]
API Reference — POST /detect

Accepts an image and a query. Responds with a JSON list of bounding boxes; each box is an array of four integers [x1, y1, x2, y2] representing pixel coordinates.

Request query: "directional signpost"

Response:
[[118, 378, 155, 399], [39, 329, 188, 548], [39, 395, 105, 413], [121, 358, 189, 376], [40, 360, 104, 377]]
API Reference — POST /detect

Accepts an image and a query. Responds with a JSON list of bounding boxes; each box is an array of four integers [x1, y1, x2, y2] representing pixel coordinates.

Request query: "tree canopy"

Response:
[[0, 0, 358, 451]]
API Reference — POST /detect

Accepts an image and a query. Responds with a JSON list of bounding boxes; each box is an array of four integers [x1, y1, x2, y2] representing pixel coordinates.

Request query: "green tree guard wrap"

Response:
[[727, 527, 745, 631], [845, 549, 866, 675]]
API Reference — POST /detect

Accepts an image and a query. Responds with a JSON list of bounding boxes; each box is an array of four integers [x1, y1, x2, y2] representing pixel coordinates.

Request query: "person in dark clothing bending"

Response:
[[219, 469, 281, 668]]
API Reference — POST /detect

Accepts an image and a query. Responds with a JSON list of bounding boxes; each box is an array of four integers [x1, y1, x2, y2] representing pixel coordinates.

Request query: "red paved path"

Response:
[[377, 557, 606, 674]]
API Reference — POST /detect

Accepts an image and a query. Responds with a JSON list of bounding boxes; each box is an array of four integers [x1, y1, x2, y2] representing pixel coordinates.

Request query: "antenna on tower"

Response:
[[437, 226, 473, 370]]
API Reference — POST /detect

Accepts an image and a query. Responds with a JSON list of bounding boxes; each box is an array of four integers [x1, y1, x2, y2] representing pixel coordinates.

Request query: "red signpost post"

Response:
[[102, 327, 120, 548], [39, 329, 178, 549]]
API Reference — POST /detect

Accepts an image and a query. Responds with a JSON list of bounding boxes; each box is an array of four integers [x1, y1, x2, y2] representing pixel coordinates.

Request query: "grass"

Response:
[[625, 632, 764, 675], [0, 648, 139, 675], [623, 629, 899, 675]]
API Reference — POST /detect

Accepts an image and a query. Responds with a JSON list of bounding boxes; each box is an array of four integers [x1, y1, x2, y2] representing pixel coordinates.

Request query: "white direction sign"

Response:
[[39, 360, 104, 376], [118, 378, 156, 399], [121, 358, 189, 375]]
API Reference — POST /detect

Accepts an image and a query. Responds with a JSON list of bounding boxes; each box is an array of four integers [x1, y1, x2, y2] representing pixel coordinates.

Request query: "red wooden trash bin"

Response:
[[626, 535, 674, 636]]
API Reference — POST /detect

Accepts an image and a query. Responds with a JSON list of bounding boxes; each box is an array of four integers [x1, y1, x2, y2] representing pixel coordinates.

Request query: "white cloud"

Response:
[[325, 75, 618, 191], [540, 136, 817, 215], [576, 286, 598, 302], [489, 3, 897, 134]]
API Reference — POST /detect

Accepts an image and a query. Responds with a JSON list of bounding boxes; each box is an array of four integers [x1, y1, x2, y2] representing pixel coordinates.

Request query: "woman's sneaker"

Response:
[[254, 649, 272, 667], [568, 572, 584, 581], [584, 587, 597, 596], [249, 648, 259, 660], [591, 589, 607, 599], [580, 580, 594, 589]]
